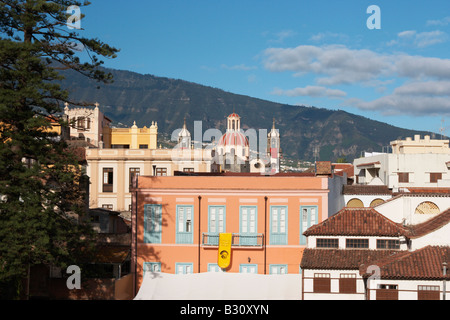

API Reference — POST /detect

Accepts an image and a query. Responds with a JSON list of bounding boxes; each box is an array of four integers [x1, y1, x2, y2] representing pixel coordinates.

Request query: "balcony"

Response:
[[202, 233, 264, 248]]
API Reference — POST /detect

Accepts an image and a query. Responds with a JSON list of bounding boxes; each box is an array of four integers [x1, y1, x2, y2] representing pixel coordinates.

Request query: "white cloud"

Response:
[[398, 30, 416, 38], [390, 30, 447, 48], [263, 30, 297, 43], [393, 80, 450, 96], [345, 80, 450, 116], [309, 32, 349, 43], [427, 16, 450, 26], [272, 86, 347, 98], [263, 45, 394, 86], [395, 55, 450, 80], [345, 95, 450, 116], [262, 44, 450, 116], [415, 30, 448, 47]]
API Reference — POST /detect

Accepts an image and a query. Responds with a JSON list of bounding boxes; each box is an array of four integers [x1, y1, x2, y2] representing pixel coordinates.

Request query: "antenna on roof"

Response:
[[313, 146, 320, 162]]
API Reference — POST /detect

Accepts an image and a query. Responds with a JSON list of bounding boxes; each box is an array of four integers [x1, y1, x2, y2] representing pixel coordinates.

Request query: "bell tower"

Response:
[[268, 118, 281, 173]]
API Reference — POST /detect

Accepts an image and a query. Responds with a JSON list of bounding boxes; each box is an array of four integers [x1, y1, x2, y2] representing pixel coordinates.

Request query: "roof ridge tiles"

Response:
[[303, 207, 408, 237]]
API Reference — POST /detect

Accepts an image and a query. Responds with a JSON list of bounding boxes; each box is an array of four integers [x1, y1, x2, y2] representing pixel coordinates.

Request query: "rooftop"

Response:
[[359, 245, 450, 280], [303, 207, 407, 237]]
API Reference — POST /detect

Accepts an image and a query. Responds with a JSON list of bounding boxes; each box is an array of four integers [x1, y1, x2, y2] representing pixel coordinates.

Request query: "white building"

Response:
[[354, 135, 450, 190], [301, 191, 450, 300], [64, 102, 112, 148]]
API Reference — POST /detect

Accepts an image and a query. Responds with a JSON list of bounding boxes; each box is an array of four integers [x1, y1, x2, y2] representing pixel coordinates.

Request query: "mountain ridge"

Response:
[[61, 67, 435, 162]]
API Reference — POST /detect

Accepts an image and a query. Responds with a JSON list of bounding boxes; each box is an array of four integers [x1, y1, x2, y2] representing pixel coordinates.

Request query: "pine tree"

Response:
[[0, 0, 119, 298]]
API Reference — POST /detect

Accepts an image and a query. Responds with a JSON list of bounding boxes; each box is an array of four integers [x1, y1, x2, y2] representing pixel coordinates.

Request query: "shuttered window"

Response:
[[339, 274, 357, 294], [313, 273, 331, 293]]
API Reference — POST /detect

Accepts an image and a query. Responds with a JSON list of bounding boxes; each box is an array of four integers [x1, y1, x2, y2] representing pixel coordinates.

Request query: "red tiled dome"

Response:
[[218, 131, 249, 147]]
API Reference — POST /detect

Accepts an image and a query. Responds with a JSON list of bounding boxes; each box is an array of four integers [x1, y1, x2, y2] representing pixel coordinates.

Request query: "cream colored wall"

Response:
[[86, 148, 213, 211]]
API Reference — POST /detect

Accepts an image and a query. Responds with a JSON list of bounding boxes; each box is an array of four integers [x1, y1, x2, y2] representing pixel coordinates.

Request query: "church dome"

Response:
[[177, 117, 191, 149], [217, 112, 249, 147], [218, 131, 249, 147]]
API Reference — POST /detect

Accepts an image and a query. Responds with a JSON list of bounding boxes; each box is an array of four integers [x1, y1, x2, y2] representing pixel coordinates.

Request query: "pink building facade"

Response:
[[130, 173, 330, 296]]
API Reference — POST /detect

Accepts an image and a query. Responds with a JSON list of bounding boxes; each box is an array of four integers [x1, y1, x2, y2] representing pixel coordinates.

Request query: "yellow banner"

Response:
[[218, 233, 232, 269]]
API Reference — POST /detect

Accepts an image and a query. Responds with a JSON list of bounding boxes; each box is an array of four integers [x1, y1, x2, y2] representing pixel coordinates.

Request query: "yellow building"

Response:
[[103, 121, 158, 150]]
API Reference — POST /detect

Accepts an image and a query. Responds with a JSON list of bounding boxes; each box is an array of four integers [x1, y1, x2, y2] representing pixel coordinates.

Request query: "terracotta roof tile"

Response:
[[399, 187, 450, 195], [406, 208, 450, 239], [343, 185, 392, 195], [301, 248, 398, 270], [360, 246, 450, 280], [303, 207, 407, 237], [315, 161, 332, 175]]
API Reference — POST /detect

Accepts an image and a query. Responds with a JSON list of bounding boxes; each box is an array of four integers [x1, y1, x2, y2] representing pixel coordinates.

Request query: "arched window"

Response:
[[347, 198, 364, 208], [370, 198, 385, 207], [415, 201, 440, 215]]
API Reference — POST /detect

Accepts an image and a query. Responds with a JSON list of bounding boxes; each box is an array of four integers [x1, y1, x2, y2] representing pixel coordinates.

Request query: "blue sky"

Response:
[[78, 0, 450, 136]]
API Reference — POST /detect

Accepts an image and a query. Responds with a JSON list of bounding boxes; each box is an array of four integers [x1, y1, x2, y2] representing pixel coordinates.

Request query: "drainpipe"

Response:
[[444, 262, 448, 300], [133, 189, 138, 297], [198, 196, 202, 273], [264, 196, 268, 275]]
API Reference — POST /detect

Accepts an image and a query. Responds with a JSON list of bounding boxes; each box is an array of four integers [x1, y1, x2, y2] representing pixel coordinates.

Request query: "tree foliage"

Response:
[[0, 0, 118, 298]]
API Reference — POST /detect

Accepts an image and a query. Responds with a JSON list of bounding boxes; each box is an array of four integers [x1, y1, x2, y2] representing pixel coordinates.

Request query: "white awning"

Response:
[[134, 272, 302, 300]]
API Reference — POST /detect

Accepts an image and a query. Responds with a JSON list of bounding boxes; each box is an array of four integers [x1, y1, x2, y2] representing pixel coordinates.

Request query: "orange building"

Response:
[[130, 171, 333, 296]]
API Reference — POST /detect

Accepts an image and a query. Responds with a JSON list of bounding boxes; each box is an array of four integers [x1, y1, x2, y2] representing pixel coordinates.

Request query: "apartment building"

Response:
[[354, 135, 450, 190], [130, 172, 333, 296]]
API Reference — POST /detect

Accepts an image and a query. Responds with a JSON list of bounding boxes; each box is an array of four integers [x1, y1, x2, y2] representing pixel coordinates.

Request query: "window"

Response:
[[209, 206, 225, 234], [102, 168, 113, 193], [415, 201, 440, 215], [370, 198, 384, 207], [398, 172, 409, 183], [102, 204, 113, 210], [418, 285, 440, 300], [346, 238, 369, 249], [183, 168, 195, 173], [313, 273, 331, 293], [270, 264, 287, 275], [347, 198, 364, 208], [317, 238, 339, 248], [77, 117, 85, 130], [339, 274, 357, 294], [240, 264, 258, 274], [376, 284, 398, 300], [156, 167, 167, 176], [143, 262, 161, 275], [430, 173, 442, 183], [270, 206, 288, 245], [139, 144, 148, 149], [112, 144, 130, 149], [207, 206, 225, 245], [144, 204, 162, 244], [208, 264, 224, 273], [176, 263, 193, 274], [377, 239, 400, 250], [300, 206, 318, 245], [240, 206, 257, 246], [176, 205, 194, 244], [129, 168, 140, 190]]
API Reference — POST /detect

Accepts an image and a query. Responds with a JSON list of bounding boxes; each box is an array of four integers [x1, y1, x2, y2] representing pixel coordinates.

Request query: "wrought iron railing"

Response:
[[202, 233, 264, 247]]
